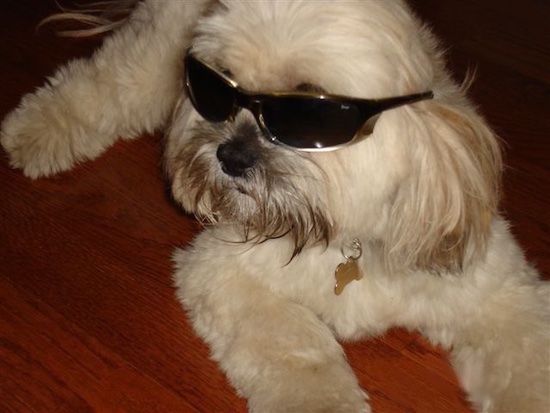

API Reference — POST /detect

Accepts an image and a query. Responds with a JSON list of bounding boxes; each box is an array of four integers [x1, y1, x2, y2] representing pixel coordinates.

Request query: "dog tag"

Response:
[[334, 258, 363, 295]]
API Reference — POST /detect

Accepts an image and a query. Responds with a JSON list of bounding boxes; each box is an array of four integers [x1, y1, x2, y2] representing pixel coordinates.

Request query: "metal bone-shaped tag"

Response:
[[334, 257, 363, 295]]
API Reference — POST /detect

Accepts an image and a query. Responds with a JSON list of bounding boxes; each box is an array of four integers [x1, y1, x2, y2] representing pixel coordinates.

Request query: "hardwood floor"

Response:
[[0, 1, 548, 412]]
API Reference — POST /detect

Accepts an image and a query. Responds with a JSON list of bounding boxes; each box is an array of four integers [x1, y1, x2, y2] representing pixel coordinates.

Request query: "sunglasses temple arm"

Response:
[[369, 91, 434, 114]]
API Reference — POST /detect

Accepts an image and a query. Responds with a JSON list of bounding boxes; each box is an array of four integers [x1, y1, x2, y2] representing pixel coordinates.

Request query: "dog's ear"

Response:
[[385, 100, 502, 273]]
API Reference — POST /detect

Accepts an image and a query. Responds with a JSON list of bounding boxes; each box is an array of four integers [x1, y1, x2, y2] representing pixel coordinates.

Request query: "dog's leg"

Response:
[[173, 248, 370, 413], [1, 1, 209, 178], [449, 278, 550, 413]]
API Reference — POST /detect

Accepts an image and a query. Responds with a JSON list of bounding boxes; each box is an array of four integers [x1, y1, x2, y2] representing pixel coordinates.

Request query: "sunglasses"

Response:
[[184, 51, 434, 151]]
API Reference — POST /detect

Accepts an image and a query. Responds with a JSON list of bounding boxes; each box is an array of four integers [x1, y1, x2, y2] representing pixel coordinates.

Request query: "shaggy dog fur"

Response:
[[1, 1, 548, 412]]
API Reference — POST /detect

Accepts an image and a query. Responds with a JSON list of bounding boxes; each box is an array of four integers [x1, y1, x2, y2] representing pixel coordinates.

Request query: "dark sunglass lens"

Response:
[[261, 97, 361, 149], [185, 56, 236, 122]]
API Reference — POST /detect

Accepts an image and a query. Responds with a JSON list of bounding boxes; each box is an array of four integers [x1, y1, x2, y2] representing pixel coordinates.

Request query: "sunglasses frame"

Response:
[[184, 51, 434, 152]]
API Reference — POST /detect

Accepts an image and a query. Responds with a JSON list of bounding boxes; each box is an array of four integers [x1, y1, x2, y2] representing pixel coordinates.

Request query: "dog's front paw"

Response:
[[247, 362, 371, 413], [1, 92, 88, 178]]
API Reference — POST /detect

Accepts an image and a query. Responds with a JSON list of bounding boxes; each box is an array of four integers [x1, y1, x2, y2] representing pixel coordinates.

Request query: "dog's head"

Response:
[[165, 0, 502, 272]]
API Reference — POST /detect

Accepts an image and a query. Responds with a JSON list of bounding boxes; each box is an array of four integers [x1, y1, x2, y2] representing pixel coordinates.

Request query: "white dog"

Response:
[[2, 1, 548, 412]]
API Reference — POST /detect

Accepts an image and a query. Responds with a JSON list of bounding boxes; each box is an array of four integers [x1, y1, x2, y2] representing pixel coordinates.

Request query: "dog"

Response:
[[1, 1, 548, 412]]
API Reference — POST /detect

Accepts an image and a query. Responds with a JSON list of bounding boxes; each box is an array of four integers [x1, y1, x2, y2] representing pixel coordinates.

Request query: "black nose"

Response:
[[216, 139, 258, 177]]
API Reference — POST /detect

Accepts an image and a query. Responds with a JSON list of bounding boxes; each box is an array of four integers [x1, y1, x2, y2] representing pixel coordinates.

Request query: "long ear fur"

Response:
[[386, 100, 502, 273]]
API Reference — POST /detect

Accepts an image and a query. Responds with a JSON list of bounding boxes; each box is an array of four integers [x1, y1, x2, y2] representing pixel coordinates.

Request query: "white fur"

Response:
[[2, 1, 548, 412]]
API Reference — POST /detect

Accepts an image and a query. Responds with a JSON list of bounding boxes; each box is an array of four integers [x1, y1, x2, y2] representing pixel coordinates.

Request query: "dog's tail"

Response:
[[38, 0, 141, 37]]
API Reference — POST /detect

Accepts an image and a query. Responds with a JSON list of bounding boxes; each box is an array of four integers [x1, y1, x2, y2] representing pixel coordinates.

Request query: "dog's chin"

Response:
[[169, 119, 334, 257]]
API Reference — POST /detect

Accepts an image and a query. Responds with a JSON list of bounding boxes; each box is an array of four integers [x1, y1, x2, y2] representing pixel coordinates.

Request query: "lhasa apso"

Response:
[[1, 1, 548, 412]]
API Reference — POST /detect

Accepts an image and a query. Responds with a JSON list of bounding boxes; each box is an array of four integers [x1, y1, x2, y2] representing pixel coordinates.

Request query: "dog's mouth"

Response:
[[236, 186, 247, 195]]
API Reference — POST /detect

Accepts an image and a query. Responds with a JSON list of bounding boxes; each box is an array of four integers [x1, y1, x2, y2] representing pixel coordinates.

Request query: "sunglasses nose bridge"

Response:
[[224, 89, 250, 120], [234, 89, 258, 111], [233, 94, 270, 136], [247, 98, 279, 143]]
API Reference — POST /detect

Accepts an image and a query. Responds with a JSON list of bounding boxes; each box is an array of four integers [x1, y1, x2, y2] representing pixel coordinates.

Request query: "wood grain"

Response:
[[1, 1, 548, 412]]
